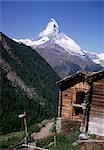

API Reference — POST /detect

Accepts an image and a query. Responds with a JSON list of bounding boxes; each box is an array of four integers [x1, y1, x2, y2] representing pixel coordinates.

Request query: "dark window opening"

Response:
[[74, 107, 83, 116], [72, 91, 85, 117], [76, 91, 85, 104]]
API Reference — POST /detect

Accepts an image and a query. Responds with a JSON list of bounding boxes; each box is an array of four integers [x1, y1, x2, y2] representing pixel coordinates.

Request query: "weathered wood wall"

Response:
[[58, 81, 89, 121], [90, 78, 104, 118], [57, 71, 104, 135], [88, 78, 104, 136]]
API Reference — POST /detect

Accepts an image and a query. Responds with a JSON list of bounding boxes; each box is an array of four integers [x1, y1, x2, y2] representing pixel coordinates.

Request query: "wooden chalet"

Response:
[[56, 71, 90, 132], [85, 70, 104, 136], [56, 70, 104, 137]]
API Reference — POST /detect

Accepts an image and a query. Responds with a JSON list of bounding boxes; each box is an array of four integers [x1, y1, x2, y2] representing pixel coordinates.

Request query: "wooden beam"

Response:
[[22, 144, 49, 150], [72, 103, 84, 108]]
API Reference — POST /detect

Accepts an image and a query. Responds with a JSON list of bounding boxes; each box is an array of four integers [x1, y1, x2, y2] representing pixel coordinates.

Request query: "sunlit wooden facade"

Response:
[[57, 70, 104, 136]]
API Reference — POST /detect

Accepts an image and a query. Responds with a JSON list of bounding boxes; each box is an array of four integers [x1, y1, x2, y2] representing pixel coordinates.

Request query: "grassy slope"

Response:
[[0, 128, 80, 149], [37, 130, 80, 150]]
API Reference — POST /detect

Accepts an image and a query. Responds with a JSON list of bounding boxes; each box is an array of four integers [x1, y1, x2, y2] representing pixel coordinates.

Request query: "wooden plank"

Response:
[[62, 112, 72, 116], [92, 99, 104, 104], [63, 92, 72, 96], [63, 97, 72, 100], [93, 80, 104, 84], [91, 99, 104, 103], [93, 88, 104, 93], [91, 105, 104, 110], [90, 107, 104, 113], [93, 85, 104, 89], [63, 89, 72, 93], [63, 98, 72, 102], [62, 110, 72, 114], [22, 144, 48, 150], [77, 140, 104, 143], [93, 91, 104, 96], [98, 80, 104, 83], [62, 104, 72, 107], [63, 99, 72, 102], [62, 115, 71, 119], [91, 101, 104, 109], [62, 114, 72, 117], [62, 109, 72, 112], [63, 90, 72, 93], [91, 104, 104, 109], [62, 105, 71, 109], [94, 82, 104, 85], [90, 109, 104, 115], [94, 81, 104, 86], [93, 84, 104, 88], [62, 101, 72, 105], [61, 112, 71, 115], [62, 109, 72, 113], [62, 114, 71, 118], [90, 111, 104, 118], [92, 95, 104, 100], [93, 98, 104, 103], [62, 116, 72, 119]]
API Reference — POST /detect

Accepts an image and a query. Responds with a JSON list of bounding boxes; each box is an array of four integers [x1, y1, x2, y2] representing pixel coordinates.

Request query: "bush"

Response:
[[28, 124, 40, 134], [90, 134, 96, 140], [0, 131, 25, 148]]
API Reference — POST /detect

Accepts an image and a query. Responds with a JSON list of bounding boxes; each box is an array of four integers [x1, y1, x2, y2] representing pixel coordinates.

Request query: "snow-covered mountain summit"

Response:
[[37, 18, 82, 54], [14, 18, 104, 68], [14, 18, 83, 55], [38, 18, 59, 37]]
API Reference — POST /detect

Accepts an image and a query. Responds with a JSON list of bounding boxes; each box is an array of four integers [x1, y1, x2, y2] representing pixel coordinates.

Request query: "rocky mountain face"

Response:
[[0, 32, 60, 134], [14, 18, 104, 78]]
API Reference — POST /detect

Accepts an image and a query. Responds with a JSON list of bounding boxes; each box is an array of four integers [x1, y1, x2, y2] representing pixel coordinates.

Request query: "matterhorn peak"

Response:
[[50, 17, 59, 29], [38, 18, 59, 38], [38, 18, 83, 54]]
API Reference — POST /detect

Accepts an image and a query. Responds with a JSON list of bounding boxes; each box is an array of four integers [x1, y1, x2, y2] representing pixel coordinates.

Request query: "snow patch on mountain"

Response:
[[84, 50, 104, 67], [98, 53, 104, 60], [54, 32, 83, 55], [14, 37, 50, 47], [14, 39, 33, 46]]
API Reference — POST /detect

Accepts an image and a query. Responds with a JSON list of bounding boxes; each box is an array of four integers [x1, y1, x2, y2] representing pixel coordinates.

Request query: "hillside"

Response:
[[0, 32, 60, 134]]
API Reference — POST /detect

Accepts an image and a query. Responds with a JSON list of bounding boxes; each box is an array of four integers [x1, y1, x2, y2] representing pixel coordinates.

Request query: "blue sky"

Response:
[[1, 1, 104, 53]]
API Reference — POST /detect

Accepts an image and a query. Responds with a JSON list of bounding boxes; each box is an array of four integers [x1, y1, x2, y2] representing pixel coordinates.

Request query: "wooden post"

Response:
[[54, 135, 56, 147], [18, 112, 29, 149], [24, 111, 28, 145]]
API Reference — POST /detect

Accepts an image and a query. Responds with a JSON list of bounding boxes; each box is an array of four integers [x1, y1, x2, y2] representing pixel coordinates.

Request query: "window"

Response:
[[74, 107, 83, 116], [76, 91, 85, 104], [73, 91, 85, 116]]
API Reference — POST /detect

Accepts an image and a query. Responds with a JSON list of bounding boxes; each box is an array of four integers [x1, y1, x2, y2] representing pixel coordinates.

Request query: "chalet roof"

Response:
[[56, 70, 104, 91], [56, 71, 89, 91], [87, 69, 104, 83], [56, 71, 88, 84]]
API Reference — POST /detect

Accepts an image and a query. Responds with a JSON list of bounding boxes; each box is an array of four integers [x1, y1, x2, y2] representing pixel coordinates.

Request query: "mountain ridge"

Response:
[[13, 18, 104, 78]]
